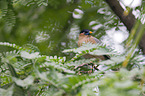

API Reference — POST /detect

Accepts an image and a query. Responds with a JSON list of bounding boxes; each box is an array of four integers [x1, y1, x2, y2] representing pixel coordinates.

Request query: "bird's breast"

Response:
[[78, 36, 97, 47]]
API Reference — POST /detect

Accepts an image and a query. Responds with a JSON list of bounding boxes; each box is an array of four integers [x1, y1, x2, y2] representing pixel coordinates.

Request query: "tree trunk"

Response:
[[105, 0, 145, 54]]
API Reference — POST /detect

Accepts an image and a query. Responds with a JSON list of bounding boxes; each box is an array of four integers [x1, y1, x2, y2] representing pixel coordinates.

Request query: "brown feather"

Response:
[[78, 34, 97, 47]]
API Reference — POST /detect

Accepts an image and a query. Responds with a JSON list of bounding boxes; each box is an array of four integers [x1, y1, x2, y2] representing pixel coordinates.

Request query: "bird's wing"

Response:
[[93, 37, 101, 43], [89, 36, 101, 44], [91, 36, 110, 60]]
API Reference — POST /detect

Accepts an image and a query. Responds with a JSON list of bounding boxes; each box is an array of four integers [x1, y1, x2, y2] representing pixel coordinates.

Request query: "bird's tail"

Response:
[[103, 55, 110, 60]]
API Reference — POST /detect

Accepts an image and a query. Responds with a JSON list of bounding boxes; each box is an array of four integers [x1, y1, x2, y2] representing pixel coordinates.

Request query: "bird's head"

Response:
[[80, 29, 93, 35]]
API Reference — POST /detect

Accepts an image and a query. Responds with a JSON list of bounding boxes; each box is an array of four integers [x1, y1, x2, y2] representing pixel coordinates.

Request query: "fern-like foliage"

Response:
[[13, 0, 48, 6], [98, 68, 142, 96], [0, 42, 145, 96], [12, 0, 67, 7], [4, 9, 16, 27], [63, 43, 118, 55], [63, 43, 120, 62]]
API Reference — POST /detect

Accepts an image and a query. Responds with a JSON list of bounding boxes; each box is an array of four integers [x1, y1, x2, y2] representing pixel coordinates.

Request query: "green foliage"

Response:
[[0, 0, 145, 96], [98, 68, 142, 96], [4, 9, 16, 27], [0, 85, 14, 96], [0, 42, 145, 96], [0, 0, 121, 55]]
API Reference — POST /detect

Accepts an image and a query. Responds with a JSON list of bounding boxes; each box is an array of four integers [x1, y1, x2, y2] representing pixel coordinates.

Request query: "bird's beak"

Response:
[[89, 31, 93, 34]]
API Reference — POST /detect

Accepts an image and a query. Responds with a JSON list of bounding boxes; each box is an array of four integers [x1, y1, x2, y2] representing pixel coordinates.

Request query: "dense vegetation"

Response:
[[0, 0, 145, 96]]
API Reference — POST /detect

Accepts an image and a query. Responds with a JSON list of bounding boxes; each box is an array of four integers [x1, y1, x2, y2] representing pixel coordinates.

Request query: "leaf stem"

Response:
[[122, 21, 145, 67]]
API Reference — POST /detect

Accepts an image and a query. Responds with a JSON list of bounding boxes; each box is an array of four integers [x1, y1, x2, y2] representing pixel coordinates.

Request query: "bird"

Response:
[[78, 29, 110, 60]]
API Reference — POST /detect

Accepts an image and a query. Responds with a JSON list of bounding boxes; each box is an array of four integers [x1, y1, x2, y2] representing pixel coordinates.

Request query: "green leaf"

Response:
[[13, 76, 34, 87], [65, 59, 96, 67], [20, 51, 40, 59], [98, 56, 125, 65], [0, 85, 14, 96], [43, 62, 75, 74], [60, 73, 100, 92]]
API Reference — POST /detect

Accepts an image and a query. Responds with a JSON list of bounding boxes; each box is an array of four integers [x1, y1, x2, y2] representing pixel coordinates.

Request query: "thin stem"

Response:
[[122, 22, 145, 67], [126, 20, 140, 48]]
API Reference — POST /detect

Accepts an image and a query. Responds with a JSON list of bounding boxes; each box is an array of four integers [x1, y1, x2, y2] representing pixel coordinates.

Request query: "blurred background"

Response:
[[0, 0, 142, 58]]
